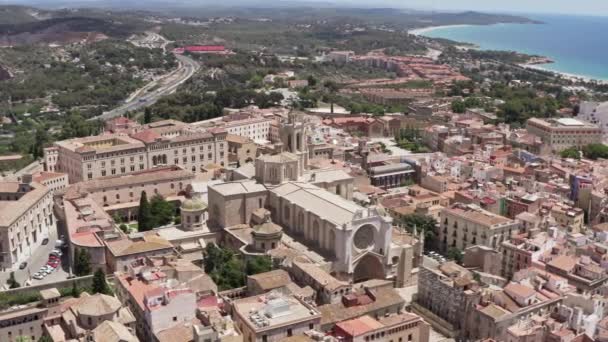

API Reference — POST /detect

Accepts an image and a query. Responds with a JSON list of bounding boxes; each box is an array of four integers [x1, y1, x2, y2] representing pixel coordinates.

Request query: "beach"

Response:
[[520, 63, 607, 84], [408, 24, 472, 36], [412, 16, 608, 83]]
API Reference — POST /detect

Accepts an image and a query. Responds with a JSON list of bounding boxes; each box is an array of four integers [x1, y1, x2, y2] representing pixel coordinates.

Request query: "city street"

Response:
[[0, 227, 70, 289]]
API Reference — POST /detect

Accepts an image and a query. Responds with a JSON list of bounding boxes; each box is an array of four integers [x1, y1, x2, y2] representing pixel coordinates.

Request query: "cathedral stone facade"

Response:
[[268, 181, 395, 281]]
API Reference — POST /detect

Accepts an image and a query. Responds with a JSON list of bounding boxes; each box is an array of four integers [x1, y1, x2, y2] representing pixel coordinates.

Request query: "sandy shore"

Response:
[[521, 63, 607, 84], [408, 24, 472, 36]]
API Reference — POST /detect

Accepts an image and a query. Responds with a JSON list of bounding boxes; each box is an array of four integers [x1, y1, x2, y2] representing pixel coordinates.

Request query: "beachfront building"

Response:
[[526, 118, 602, 153]]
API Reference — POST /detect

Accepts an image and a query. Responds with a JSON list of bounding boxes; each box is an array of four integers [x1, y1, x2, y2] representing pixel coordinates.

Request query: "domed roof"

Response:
[[75, 293, 121, 317], [252, 221, 283, 236], [181, 198, 207, 211]]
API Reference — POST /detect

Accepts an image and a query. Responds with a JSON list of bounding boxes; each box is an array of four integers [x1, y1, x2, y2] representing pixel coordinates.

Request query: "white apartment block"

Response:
[[578, 101, 608, 136]]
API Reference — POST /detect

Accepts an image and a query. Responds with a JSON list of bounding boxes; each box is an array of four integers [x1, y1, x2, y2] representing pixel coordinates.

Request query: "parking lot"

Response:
[[0, 227, 70, 289]]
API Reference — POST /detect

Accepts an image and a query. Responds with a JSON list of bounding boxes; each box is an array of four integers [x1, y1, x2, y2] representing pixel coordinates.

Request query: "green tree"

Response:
[[246, 256, 272, 275], [204, 244, 257, 290], [451, 100, 466, 113], [7, 272, 20, 289], [399, 214, 438, 251], [71, 281, 81, 298], [582, 144, 608, 160], [149, 195, 175, 228], [38, 336, 52, 342], [144, 107, 152, 124], [323, 80, 339, 114], [91, 269, 111, 295], [307, 75, 317, 87], [138, 191, 152, 232], [31, 127, 50, 159], [447, 247, 464, 265], [74, 249, 92, 276], [560, 147, 581, 159], [119, 223, 128, 233]]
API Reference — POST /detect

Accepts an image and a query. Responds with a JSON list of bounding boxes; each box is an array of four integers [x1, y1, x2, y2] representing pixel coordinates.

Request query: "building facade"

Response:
[[45, 120, 227, 183], [526, 118, 602, 152], [0, 177, 55, 269], [438, 204, 520, 253]]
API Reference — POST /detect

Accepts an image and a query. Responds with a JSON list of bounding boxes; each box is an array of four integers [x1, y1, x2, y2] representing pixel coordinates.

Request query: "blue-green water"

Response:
[[421, 14, 608, 81]]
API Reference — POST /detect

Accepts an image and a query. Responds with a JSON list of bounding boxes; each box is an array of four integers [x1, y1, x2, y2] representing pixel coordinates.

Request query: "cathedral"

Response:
[[208, 111, 421, 284]]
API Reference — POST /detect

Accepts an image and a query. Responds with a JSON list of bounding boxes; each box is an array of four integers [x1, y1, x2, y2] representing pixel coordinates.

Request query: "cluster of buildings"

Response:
[[3, 58, 608, 342]]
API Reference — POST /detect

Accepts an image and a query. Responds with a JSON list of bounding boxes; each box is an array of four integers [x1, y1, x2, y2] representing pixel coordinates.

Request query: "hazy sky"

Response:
[[346, 0, 608, 16], [7, 0, 608, 16]]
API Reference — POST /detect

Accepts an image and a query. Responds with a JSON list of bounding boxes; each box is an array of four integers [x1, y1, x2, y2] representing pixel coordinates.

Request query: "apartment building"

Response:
[[526, 118, 602, 152], [549, 203, 585, 233], [232, 293, 322, 342], [333, 313, 431, 342], [578, 101, 608, 137], [114, 256, 218, 341], [415, 262, 480, 334], [438, 203, 520, 253], [501, 231, 557, 279], [45, 120, 227, 183], [0, 176, 55, 269]]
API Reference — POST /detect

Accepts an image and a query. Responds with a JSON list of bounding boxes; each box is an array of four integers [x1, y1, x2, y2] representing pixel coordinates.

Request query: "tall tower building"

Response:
[[278, 112, 310, 175]]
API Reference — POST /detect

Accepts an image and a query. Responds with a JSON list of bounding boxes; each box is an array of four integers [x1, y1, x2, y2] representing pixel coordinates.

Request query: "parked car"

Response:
[[33, 273, 44, 280], [19, 262, 27, 269], [41, 238, 49, 245]]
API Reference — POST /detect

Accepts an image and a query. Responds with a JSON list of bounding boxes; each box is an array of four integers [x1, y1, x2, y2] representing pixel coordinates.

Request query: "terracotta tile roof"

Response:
[[92, 320, 138, 342], [66, 165, 193, 192], [130, 129, 162, 143], [74, 293, 122, 317], [548, 255, 577, 273], [505, 283, 536, 299], [248, 270, 292, 291], [106, 232, 173, 257], [33, 171, 66, 183], [335, 315, 384, 337]]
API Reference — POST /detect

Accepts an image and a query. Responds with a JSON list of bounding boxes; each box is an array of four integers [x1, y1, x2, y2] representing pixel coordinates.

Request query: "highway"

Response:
[[91, 53, 199, 121]]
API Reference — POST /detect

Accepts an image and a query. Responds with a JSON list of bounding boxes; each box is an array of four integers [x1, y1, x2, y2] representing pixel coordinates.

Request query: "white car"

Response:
[[33, 273, 44, 280]]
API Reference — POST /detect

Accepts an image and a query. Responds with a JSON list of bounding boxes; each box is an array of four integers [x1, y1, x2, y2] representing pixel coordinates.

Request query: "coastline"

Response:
[[408, 24, 472, 36], [410, 22, 608, 84], [520, 63, 607, 84]]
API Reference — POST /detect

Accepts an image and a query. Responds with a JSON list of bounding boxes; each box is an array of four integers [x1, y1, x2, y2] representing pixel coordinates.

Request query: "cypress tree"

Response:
[[74, 249, 92, 276], [138, 191, 152, 231], [92, 269, 111, 295]]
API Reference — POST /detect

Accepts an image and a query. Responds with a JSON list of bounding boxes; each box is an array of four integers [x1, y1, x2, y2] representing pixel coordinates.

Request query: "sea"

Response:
[[420, 14, 608, 81]]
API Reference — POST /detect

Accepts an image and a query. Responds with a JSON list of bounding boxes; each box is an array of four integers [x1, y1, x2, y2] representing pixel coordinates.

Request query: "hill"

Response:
[[0, 5, 153, 46]]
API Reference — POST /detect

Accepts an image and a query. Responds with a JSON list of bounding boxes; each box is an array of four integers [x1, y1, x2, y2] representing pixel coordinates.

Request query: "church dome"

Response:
[[252, 221, 283, 237], [181, 198, 206, 211]]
